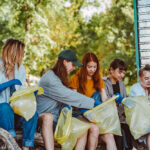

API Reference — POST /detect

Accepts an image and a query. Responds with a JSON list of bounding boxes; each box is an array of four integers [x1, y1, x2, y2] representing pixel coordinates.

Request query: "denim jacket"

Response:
[[0, 60, 26, 103]]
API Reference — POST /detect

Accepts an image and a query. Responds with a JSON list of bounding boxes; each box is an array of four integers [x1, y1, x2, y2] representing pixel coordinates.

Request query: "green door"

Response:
[[134, 0, 150, 73]]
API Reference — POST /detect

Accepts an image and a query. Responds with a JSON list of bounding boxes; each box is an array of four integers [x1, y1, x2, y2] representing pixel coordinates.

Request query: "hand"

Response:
[[11, 79, 22, 86], [116, 93, 124, 104], [64, 105, 72, 110], [79, 108, 88, 115], [34, 90, 38, 96], [94, 99, 102, 107]]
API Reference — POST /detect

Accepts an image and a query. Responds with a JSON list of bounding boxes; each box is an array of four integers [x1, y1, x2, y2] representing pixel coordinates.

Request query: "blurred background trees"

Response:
[[0, 0, 137, 86]]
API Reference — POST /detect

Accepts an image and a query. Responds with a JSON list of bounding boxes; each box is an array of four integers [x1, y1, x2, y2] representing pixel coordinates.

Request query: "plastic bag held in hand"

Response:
[[0, 79, 22, 92], [9, 86, 44, 121], [54, 106, 72, 144], [83, 95, 122, 136]]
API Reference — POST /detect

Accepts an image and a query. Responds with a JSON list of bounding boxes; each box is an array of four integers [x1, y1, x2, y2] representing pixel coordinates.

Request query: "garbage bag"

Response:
[[54, 107, 72, 144], [62, 117, 91, 150], [84, 95, 121, 136], [9, 86, 44, 121], [122, 96, 150, 139]]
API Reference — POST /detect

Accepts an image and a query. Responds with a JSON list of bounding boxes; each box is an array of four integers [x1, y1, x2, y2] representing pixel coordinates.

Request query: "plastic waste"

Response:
[[62, 117, 91, 150], [84, 95, 121, 136], [122, 96, 150, 139], [54, 106, 72, 144], [9, 86, 43, 121], [55, 107, 91, 150]]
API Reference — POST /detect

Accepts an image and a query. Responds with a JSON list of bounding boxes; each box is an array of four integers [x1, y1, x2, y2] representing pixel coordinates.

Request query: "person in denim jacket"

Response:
[[130, 64, 150, 149], [0, 39, 38, 150]]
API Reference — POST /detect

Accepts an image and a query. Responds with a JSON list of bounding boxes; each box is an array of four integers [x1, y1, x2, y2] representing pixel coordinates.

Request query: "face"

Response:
[[63, 60, 76, 75], [140, 71, 150, 88], [86, 61, 97, 77], [110, 68, 126, 82]]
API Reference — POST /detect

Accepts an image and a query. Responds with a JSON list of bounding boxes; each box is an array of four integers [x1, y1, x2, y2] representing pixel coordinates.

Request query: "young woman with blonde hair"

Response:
[[0, 39, 38, 150], [70, 52, 117, 150]]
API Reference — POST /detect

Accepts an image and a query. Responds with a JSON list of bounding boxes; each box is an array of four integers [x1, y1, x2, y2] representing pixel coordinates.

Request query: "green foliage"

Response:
[[0, 0, 137, 85]]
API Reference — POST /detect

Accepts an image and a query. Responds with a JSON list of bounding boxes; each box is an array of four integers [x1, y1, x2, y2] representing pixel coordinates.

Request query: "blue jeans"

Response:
[[0, 103, 38, 147]]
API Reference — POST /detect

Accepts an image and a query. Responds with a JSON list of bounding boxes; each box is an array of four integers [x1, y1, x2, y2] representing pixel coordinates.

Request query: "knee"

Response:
[[102, 134, 114, 143], [41, 113, 53, 123], [89, 124, 99, 137]]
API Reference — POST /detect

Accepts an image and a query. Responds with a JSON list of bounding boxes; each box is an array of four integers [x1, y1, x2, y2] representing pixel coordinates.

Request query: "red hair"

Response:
[[77, 52, 102, 94]]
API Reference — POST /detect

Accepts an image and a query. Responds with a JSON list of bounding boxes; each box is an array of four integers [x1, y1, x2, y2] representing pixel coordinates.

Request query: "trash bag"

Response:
[[9, 86, 44, 121], [54, 107, 72, 145], [122, 96, 150, 139], [84, 95, 121, 136], [62, 117, 91, 150]]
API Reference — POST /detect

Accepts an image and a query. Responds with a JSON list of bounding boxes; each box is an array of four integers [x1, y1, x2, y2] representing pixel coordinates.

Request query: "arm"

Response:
[[40, 71, 95, 109], [100, 88, 108, 102], [0, 79, 22, 92]]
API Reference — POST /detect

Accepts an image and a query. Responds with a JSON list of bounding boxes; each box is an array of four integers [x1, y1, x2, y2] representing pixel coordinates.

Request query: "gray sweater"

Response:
[[103, 77, 127, 123], [37, 70, 94, 122]]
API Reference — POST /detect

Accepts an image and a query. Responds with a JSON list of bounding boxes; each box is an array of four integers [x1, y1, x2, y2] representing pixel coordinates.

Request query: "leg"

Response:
[[74, 131, 88, 150], [101, 134, 117, 150], [78, 118, 99, 150], [114, 135, 124, 150], [0, 103, 16, 137], [88, 124, 99, 150], [18, 112, 38, 149], [146, 133, 150, 150], [121, 123, 137, 150], [39, 113, 54, 150]]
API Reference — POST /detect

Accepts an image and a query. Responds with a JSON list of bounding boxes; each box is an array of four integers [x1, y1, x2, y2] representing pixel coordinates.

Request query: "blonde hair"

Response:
[[2, 38, 25, 78]]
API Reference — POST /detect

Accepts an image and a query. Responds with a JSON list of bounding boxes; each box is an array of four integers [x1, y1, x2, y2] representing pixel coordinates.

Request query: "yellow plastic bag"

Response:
[[84, 95, 121, 136], [122, 96, 150, 139], [62, 117, 91, 150], [54, 107, 72, 144], [9, 86, 44, 121]]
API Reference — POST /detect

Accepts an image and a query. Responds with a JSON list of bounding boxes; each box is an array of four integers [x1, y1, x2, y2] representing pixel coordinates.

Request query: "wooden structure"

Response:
[[134, 0, 150, 74], [0, 128, 61, 150]]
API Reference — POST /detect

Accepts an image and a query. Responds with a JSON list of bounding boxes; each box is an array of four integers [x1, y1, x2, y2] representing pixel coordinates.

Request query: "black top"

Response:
[[112, 82, 120, 94]]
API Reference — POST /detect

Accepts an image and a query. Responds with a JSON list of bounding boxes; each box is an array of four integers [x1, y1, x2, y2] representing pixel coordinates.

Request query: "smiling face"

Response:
[[140, 71, 150, 88], [86, 61, 97, 78], [110, 68, 126, 82], [63, 60, 76, 75]]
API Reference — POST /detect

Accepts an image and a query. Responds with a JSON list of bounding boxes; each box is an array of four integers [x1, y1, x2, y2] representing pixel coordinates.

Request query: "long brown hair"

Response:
[[2, 38, 25, 78], [52, 58, 69, 86], [78, 52, 102, 94]]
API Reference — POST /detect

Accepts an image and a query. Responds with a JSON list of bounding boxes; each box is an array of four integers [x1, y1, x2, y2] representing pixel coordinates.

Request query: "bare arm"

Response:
[[101, 88, 108, 102]]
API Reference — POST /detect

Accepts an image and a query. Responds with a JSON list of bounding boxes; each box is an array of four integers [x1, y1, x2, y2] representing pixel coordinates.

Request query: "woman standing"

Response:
[[0, 39, 38, 150], [70, 52, 117, 150]]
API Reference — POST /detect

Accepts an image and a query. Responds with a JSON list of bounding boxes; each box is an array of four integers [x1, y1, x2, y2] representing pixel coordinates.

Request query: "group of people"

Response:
[[0, 38, 150, 150]]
